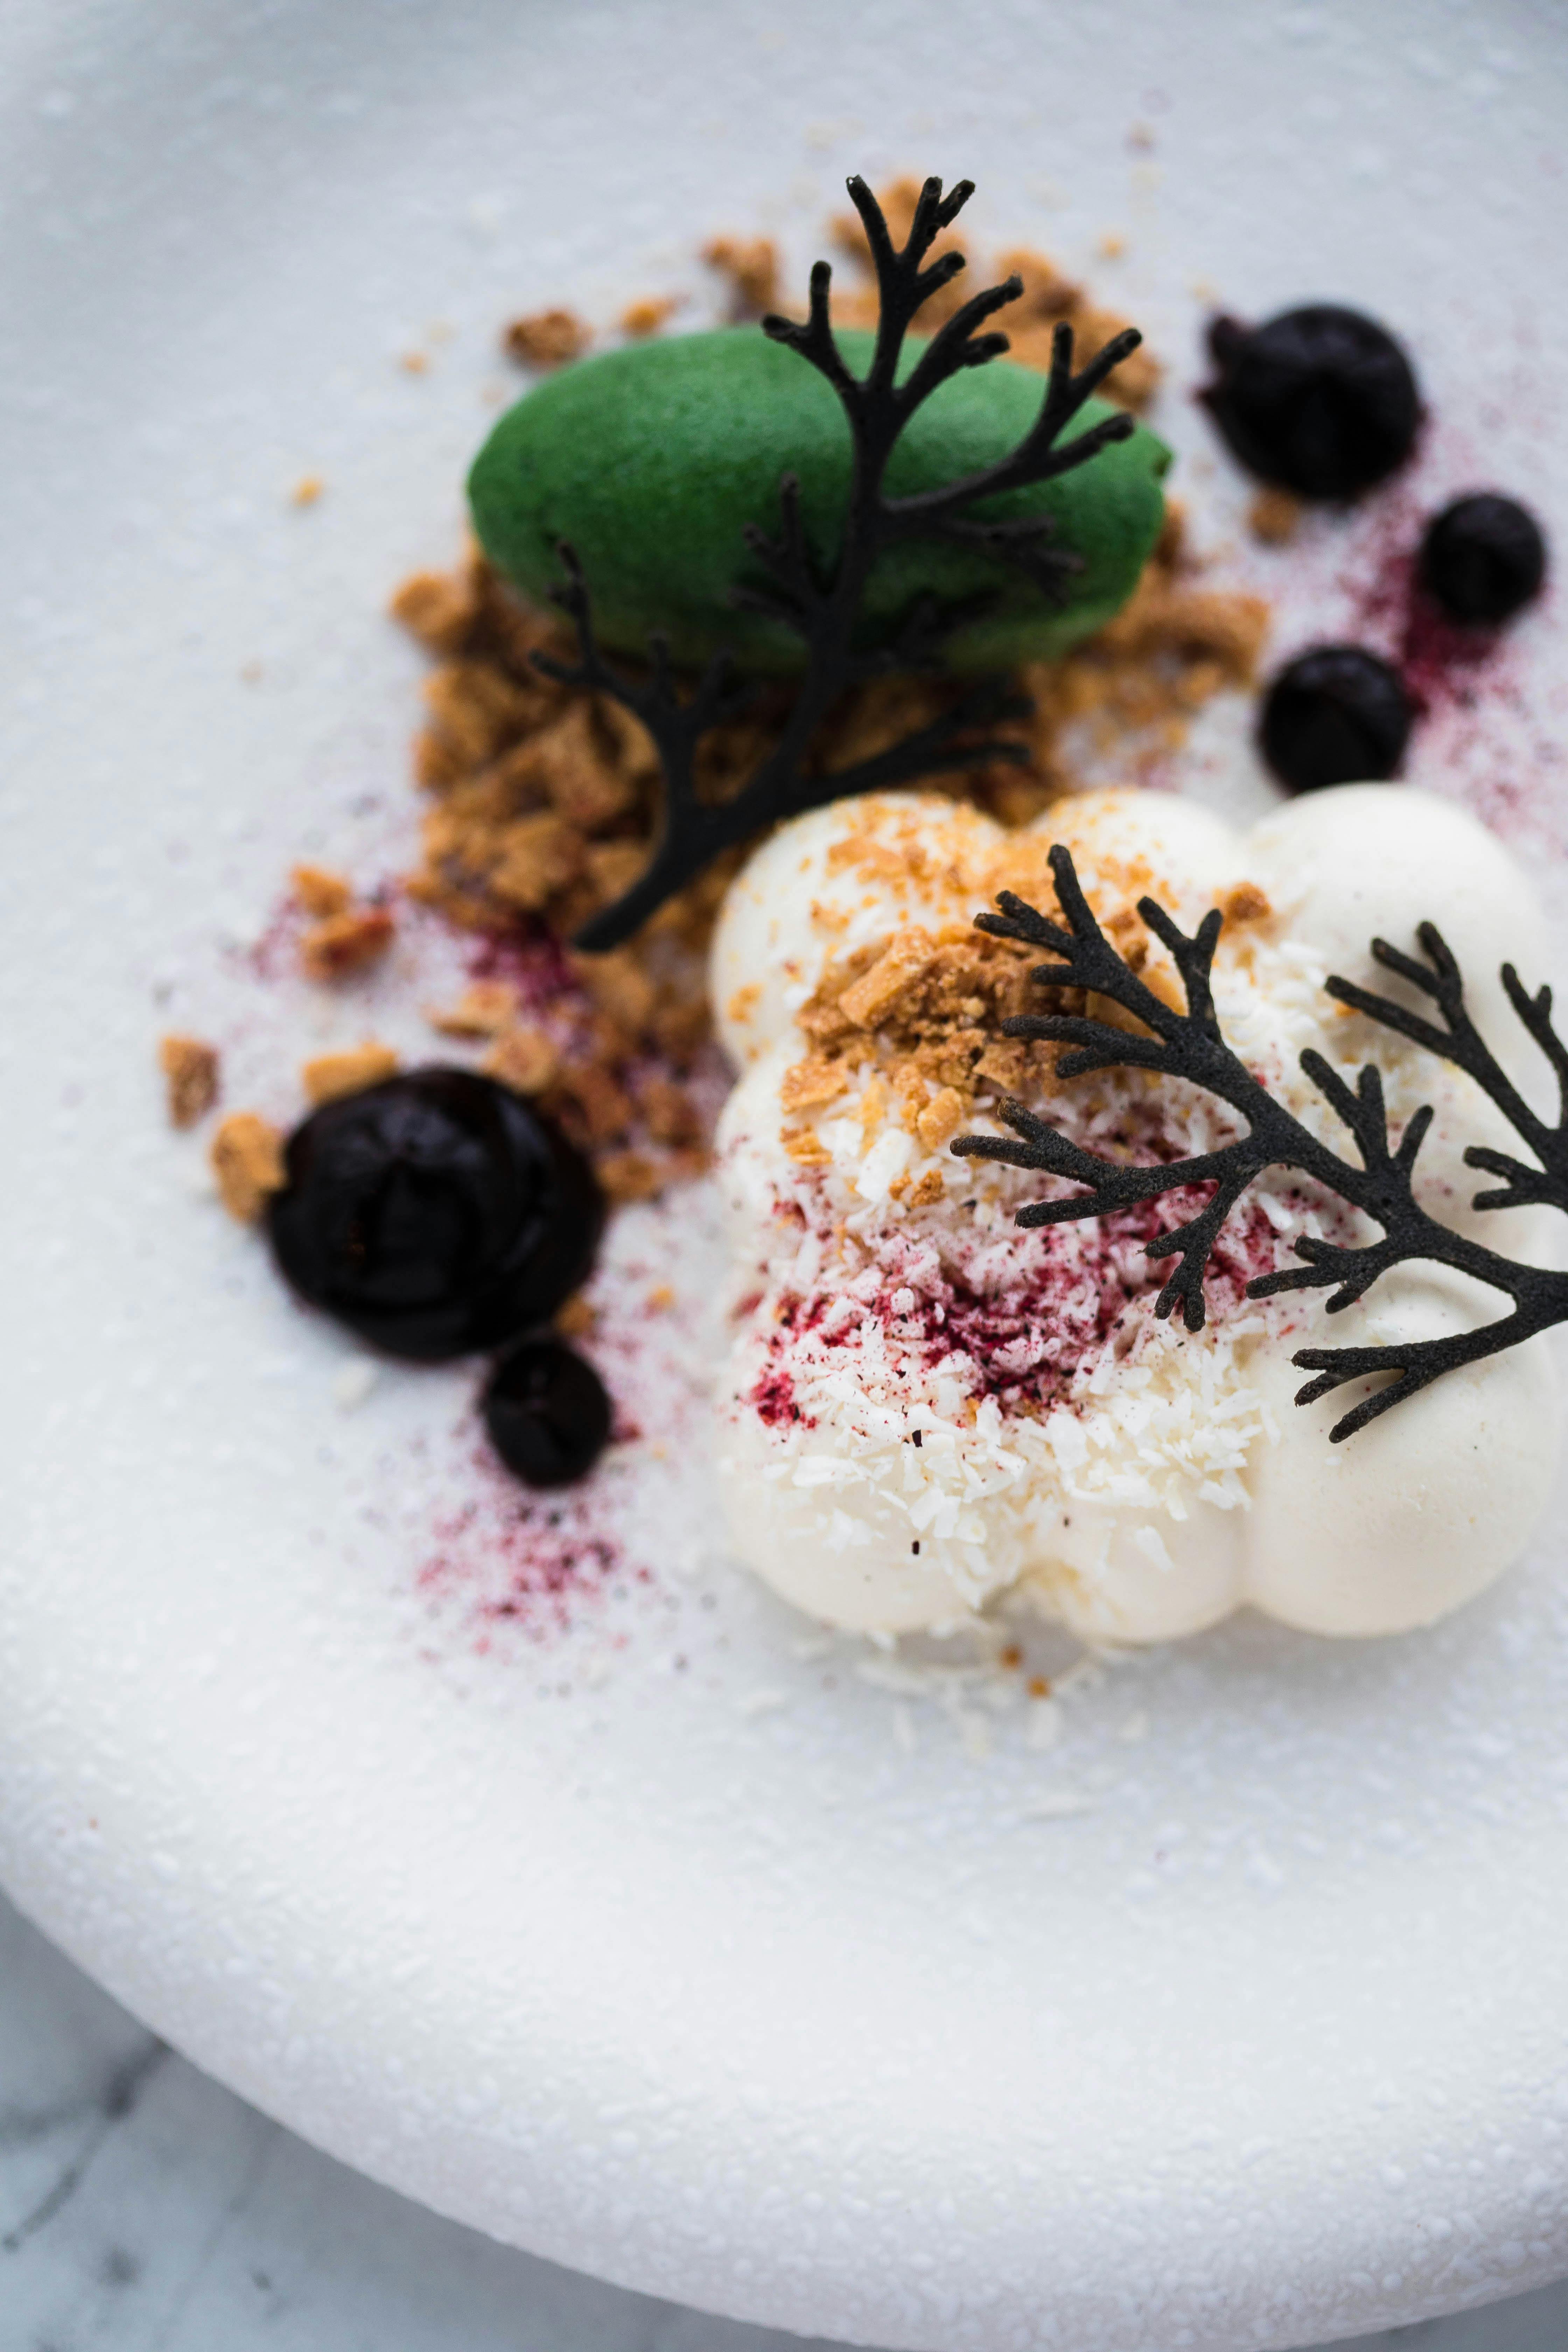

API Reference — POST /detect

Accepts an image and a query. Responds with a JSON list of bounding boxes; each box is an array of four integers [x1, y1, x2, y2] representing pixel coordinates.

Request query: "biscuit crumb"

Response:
[[302, 1043, 399, 1105], [290, 863, 353, 918], [159, 1034, 220, 1128], [646, 1283, 676, 1311], [211, 1111, 285, 1222], [1247, 486, 1304, 546], [783, 1127, 832, 1168], [702, 235, 779, 318], [390, 568, 482, 657], [915, 1086, 966, 1153], [290, 474, 324, 507], [596, 1149, 664, 1202], [426, 980, 520, 1036], [907, 1167, 946, 1207], [503, 308, 590, 369], [1223, 882, 1273, 925], [555, 1293, 597, 1339], [484, 1025, 560, 1096], [638, 1077, 702, 1147], [489, 811, 584, 911], [300, 905, 396, 980], [622, 295, 681, 339], [781, 1057, 849, 1113], [839, 930, 939, 1029]]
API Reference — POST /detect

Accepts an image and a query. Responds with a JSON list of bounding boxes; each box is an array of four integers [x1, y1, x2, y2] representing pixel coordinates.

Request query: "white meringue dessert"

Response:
[[709, 783, 1561, 1643]]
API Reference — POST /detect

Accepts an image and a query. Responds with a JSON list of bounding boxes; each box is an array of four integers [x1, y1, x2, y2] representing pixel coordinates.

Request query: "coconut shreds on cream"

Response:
[[709, 784, 1562, 1643]]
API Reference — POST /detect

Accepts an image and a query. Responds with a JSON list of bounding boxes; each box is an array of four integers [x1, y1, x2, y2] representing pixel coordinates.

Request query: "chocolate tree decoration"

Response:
[[534, 175, 1143, 953], [951, 845, 1568, 1441]]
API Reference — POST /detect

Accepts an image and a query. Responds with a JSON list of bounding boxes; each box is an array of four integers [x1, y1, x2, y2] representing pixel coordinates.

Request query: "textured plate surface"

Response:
[[5, 4, 1568, 2348]]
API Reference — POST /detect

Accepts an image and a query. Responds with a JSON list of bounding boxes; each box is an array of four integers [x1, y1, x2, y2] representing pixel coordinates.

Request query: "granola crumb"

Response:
[[390, 567, 483, 657], [622, 295, 682, 339], [1223, 882, 1273, 925], [838, 930, 939, 1029], [702, 234, 779, 318], [290, 863, 353, 918], [425, 980, 521, 1037], [1247, 486, 1304, 546], [503, 308, 590, 369], [211, 1111, 285, 1222], [159, 1034, 220, 1128], [915, 1085, 966, 1153], [300, 905, 396, 981], [596, 1149, 664, 1203], [483, 1024, 560, 1096], [781, 1056, 849, 1114], [301, 1043, 400, 1105], [290, 474, 324, 508], [555, 1293, 597, 1339], [783, 1127, 832, 1168], [907, 1167, 946, 1207]]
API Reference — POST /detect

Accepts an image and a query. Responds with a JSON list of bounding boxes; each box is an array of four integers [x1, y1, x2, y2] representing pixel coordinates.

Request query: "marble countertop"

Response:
[[1, 1895, 1564, 2352]]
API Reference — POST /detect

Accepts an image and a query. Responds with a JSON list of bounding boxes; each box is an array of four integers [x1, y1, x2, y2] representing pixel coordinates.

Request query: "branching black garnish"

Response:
[[535, 173, 1143, 953], [951, 845, 1568, 1441]]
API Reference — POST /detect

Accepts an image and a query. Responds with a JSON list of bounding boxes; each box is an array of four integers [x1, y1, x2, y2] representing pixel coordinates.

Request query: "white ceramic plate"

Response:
[[7, 4, 1568, 2348]]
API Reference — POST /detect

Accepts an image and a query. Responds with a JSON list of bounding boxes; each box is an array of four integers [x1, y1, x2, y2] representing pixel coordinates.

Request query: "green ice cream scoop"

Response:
[[468, 327, 1169, 676]]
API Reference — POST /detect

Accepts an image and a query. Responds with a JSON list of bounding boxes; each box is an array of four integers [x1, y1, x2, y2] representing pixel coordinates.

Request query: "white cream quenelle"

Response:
[[709, 783, 1561, 1643]]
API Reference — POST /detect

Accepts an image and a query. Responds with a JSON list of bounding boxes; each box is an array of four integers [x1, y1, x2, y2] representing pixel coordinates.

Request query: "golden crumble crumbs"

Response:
[[159, 1034, 219, 1128], [622, 295, 682, 339], [1247, 486, 1304, 546], [596, 1148, 668, 1203], [425, 979, 520, 1036], [838, 930, 941, 1030], [483, 1024, 560, 1096], [300, 904, 396, 981], [211, 1111, 285, 1222], [503, 308, 590, 369], [915, 1085, 966, 1153], [290, 863, 353, 918], [702, 234, 780, 319], [1223, 882, 1273, 925], [554, 1292, 597, 1339], [780, 1056, 849, 1113], [795, 921, 1050, 1118], [390, 568, 484, 657], [301, 1043, 400, 1105]]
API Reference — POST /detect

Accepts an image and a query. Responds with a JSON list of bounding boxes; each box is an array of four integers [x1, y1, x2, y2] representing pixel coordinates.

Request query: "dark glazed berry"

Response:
[[1259, 645, 1412, 793], [1203, 306, 1420, 499], [483, 1339, 611, 1487], [1418, 493, 1546, 626], [268, 1069, 603, 1361]]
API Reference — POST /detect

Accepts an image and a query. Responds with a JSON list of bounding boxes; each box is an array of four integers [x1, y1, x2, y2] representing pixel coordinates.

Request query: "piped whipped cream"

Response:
[[709, 783, 1561, 1642]]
